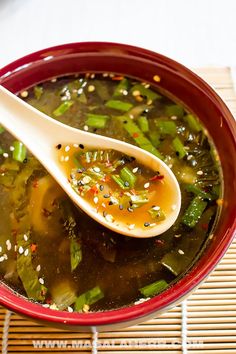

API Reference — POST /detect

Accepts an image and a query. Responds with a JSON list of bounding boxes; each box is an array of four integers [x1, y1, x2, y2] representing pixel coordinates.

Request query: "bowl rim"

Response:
[[0, 41, 236, 327]]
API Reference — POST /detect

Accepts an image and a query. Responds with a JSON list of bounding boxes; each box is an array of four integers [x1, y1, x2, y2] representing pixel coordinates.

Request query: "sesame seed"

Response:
[[49, 303, 58, 310], [105, 214, 114, 223], [73, 143, 79, 148], [153, 75, 161, 82], [122, 90, 128, 96], [39, 278, 44, 285], [24, 248, 29, 256], [93, 167, 100, 173], [42, 304, 50, 308], [144, 182, 150, 189], [101, 203, 106, 208], [152, 206, 160, 211], [65, 145, 70, 152], [144, 222, 150, 227], [171, 115, 178, 120], [187, 155, 193, 160], [103, 194, 110, 198], [99, 185, 104, 191], [83, 125, 89, 131], [90, 73, 95, 79], [88, 85, 95, 92], [18, 246, 24, 254], [168, 164, 173, 168], [93, 196, 98, 204], [51, 78, 57, 83], [149, 223, 156, 227], [0, 256, 5, 262], [124, 181, 129, 187], [103, 73, 108, 77], [9, 146, 14, 151], [119, 204, 123, 210], [36, 264, 41, 272], [132, 90, 140, 97], [3, 253, 8, 260], [147, 99, 153, 105], [178, 249, 185, 255], [109, 73, 115, 78], [68, 306, 73, 313], [82, 176, 91, 184], [56, 144, 62, 150], [127, 207, 133, 212], [6, 240, 11, 251], [83, 304, 90, 312], [144, 84, 150, 88], [197, 170, 204, 175], [20, 90, 28, 98], [64, 156, 70, 162], [3, 153, 9, 158], [128, 224, 135, 230], [23, 234, 28, 241], [60, 156, 65, 162], [132, 167, 139, 173], [171, 204, 177, 211], [79, 144, 84, 149], [175, 234, 182, 238]]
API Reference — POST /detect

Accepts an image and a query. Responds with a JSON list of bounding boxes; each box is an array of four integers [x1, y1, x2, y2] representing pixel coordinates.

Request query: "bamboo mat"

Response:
[[0, 67, 236, 354]]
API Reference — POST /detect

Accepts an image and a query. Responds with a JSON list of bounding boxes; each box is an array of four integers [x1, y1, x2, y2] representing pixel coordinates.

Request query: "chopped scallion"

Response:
[[105, 100, 133, 112], [165, 104, 184, 118], [113, 78, 129, 97], [137, 116, 149, 133], [182, 196, 208, 228], [116, 116, 163, 160], [120, 166, 137, 188], [85, 113, 110, 129], [184, 114, 202, 132], [172, 137, 187, 158], [156, 120, 176, 136], [53, 101, 74, 117], [13, 141, 27, 163], [74, 286, 104, 311], [33, 86, 43, 100], [139, 279, 168, 297]]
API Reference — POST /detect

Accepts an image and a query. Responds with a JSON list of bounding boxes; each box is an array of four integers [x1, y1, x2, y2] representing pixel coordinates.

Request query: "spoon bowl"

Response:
[[0, 84, 181, 237]]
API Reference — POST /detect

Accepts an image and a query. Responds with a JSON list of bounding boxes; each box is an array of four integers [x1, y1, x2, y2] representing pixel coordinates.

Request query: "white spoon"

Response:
[[0, 85, 181, 238]]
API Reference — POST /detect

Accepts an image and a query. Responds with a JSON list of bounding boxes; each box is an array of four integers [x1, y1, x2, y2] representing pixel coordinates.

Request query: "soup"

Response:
[[0, 74, 221, 312], [58, 146, 176, 230]]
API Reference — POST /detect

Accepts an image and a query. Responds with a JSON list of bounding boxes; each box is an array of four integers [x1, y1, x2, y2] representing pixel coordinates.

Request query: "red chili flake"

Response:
[[111, 76, 124, 81], [133, 132, 139, 138], [32, 179, 39, 188], [42, 208, 52, 217], [155, 239, 164, 246], [89, 185, 98, 194], [41, 288, 47, 296], [130, 189, 137, 195], [201, 223, 209, 230], [11, 229, 18, 238], [30, 243, 37, 253], [150, 175, 164, 181], [46, 298, 52, 304]]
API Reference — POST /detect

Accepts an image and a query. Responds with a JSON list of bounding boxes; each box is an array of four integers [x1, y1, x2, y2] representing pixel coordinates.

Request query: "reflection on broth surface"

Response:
[[0, 74, 221, 312]]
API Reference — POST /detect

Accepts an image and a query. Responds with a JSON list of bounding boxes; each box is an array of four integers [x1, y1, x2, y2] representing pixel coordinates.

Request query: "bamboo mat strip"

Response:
[[0, 67, 235, 354]]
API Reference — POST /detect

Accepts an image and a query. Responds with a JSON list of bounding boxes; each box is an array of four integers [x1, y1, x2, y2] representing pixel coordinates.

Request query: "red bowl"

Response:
[[0, 42, 236, 331]]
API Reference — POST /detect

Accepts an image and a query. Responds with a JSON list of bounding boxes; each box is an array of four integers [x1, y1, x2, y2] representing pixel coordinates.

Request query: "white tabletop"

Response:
[[0, 0, 236, 69]]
